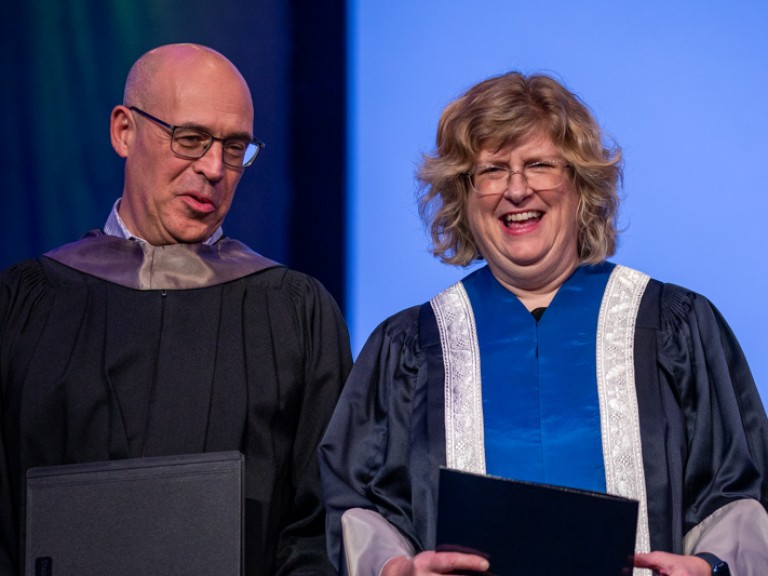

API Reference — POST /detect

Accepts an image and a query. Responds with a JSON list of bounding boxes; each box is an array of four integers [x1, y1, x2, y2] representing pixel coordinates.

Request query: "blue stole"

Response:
[[461, 262, 614, 492]]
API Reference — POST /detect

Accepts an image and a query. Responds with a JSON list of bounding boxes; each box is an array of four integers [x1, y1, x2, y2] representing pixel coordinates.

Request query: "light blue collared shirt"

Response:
[[103, 199, 223, 245]]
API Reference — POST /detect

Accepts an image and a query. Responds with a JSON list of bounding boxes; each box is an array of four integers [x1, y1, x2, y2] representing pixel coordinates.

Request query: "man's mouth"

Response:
[[182, 193, 217, 214], [501, 211, 543, 227]]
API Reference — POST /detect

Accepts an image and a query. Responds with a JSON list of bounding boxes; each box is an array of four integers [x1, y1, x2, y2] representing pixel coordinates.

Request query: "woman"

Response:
[[319, 72, 768, 575]]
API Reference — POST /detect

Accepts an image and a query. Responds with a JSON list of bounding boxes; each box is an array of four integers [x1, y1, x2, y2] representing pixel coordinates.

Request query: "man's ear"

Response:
[[110, 105, 134, 158]]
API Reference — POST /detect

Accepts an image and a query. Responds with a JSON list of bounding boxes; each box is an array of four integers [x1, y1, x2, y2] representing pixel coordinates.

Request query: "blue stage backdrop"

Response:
[[3, 2, 766, 400], [347, 1, 768, 400]]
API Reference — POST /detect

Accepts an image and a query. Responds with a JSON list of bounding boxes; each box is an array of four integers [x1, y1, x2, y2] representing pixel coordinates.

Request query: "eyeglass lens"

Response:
[[171, 127, 260, 167], [471, 162, 567, 194]]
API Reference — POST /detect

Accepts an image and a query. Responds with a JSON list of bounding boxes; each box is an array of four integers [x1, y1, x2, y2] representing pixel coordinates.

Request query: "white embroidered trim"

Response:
[[433, 266, 653, 574], [431, 282, 485, 473], [597, 265, 652, 573]]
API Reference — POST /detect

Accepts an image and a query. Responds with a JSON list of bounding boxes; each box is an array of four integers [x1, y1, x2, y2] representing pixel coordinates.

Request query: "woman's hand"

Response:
[[381, 551, 490, 576], [634, 551, 713, 575]]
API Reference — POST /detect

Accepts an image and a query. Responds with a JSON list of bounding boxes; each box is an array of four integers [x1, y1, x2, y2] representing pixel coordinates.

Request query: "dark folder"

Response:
[[25, 451, 244, 576], [436, 468, 638, 576]]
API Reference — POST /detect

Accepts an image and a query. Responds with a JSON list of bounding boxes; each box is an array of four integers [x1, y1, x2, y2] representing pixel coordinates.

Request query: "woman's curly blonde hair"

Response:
[[417, 72, 622, 266]]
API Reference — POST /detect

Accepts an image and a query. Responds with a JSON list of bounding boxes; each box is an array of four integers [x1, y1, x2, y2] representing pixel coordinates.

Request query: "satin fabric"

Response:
[[319, 269, 768, 572], [463, 264, 612, 491], [45, 230, 278, 290]]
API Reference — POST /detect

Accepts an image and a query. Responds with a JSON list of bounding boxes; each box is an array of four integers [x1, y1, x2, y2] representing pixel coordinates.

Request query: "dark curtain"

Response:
[[0, 0, 347, 307]]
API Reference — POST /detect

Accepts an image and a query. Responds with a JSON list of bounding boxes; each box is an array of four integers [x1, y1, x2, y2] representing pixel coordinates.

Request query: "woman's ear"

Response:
[[110, 105, 134, 158]]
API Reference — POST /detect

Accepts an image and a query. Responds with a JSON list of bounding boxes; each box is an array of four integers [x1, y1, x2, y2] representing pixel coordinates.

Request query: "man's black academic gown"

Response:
[[0, 233, 352, 576]]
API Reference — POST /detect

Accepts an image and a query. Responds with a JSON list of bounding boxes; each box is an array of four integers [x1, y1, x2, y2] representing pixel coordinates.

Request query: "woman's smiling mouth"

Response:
[[501, 211, 543, 228]]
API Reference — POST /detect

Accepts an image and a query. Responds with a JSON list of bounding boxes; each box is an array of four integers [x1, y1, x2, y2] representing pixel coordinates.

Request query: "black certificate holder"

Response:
[[25, 451, 244, 576], [436, 467, 638, 576]]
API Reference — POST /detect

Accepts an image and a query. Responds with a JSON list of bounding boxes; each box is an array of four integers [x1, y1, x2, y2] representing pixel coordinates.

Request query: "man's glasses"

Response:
[[467, 160, 571, 195], [129, 106, 265, 168]]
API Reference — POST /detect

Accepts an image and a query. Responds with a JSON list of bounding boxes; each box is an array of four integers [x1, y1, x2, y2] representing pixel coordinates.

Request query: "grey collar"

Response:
[[45, 230, 280, 290]]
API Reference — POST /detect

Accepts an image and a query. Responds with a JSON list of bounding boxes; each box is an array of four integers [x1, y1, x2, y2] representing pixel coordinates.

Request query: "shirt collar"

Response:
[[103, 198, 224, 246]]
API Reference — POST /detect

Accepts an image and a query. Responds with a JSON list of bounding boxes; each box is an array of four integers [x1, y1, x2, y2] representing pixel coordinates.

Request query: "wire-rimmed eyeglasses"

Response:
[[466, 160, 571, 195], [129, 106, 265, 168]]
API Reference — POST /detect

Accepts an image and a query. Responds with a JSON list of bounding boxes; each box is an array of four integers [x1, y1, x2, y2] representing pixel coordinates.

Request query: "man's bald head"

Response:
[[123, 43, 252, 112]]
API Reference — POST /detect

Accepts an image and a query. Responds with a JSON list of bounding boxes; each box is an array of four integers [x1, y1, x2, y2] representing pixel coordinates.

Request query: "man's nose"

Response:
[[193, 141, 226, 181]]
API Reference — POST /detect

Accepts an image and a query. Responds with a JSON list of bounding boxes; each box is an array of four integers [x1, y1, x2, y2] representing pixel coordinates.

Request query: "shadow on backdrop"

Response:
[[1, 0, 347, 307]]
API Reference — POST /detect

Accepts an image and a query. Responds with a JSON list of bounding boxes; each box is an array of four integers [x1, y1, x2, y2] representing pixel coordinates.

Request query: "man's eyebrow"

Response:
[[179, 121, 253, 141], [223, 131, 255, 141]]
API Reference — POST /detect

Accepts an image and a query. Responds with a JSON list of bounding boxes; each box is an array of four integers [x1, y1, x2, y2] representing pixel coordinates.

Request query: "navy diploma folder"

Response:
[[436, 467, 638, 576], [25, 451, 244, 576]]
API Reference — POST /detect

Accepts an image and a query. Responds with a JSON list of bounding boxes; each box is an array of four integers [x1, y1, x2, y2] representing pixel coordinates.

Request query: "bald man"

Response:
[[0, 44, 352, 576]]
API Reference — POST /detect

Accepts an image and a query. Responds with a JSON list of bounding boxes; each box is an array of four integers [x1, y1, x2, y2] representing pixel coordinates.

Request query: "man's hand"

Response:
[[382, 551, 490, 576], [634, 551, 713, 575]]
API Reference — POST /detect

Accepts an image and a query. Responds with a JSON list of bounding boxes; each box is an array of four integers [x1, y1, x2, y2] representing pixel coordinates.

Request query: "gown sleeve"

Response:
[[270, 271, 354, 575], [0, 367, 15, 575], [319, 306, 433, 574], [0, 261, 49, 576], [683, 499, 768, 574], [655, 283, 768, 571]]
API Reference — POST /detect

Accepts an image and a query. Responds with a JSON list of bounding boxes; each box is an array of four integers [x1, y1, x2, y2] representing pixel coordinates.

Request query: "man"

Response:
[[0, 43, 352, 575]]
